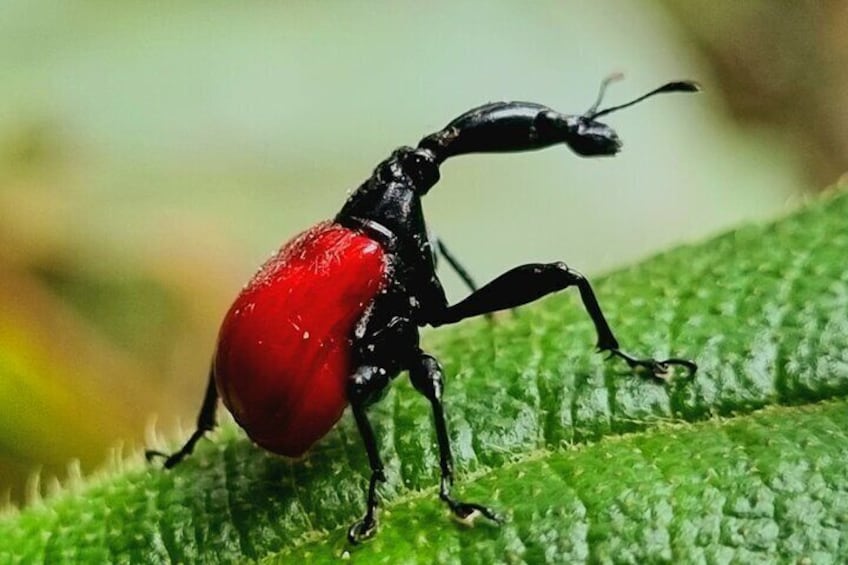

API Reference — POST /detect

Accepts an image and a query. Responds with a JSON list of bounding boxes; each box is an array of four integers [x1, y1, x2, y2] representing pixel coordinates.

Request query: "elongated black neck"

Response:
[[417, 101, 569, 163]]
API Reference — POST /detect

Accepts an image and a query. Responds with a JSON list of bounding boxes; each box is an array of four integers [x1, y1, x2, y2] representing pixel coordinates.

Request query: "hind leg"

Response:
[[145, 366, 218, 468]]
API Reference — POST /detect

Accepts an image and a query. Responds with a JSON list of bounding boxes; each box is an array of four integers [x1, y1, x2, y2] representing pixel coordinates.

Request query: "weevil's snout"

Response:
[[564, 116, 622, 157]]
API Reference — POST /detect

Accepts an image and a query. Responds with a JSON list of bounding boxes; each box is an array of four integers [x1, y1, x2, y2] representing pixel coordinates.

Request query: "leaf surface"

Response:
[[1, 191, 847, 563]]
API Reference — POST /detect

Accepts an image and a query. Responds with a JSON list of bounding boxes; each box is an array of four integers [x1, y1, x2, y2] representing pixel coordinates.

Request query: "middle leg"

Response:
[[408, 349, 500, 523], [431, 235, 480, 294]]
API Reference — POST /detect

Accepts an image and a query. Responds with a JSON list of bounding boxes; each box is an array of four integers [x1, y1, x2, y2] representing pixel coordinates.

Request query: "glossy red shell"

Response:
[[213, 222, 387, 457]]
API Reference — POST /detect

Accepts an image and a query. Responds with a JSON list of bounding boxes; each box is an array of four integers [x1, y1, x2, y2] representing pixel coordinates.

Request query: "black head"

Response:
[[379, 146, 440, 195], [558, 114, 622, 157], [537, 74, 700, 157]]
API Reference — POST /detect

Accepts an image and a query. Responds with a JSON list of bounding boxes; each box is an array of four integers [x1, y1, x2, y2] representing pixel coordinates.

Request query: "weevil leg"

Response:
[[432, 236, 480, 294], [409, 350, 501, 525], [606, 349, 698, 382], [346, 364, 392, 544], [145, 366, 219, 468], [430, 234, 506, 321], [425, 262, 696, 379]]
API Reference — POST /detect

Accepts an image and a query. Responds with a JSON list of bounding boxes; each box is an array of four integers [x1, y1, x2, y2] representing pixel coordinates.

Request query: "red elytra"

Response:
[[213, 222, 387, 456]]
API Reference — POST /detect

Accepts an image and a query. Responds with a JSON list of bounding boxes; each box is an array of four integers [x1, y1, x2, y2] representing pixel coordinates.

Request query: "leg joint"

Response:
[[346, 366, 390, 404], [550, 261, 583, 283], [409, 353, 445, 401]]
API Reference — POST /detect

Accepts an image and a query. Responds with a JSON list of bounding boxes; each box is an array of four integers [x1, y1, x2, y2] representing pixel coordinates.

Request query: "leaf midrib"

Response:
[[2, 191, 848, 564], [268, 398, 847, 562]]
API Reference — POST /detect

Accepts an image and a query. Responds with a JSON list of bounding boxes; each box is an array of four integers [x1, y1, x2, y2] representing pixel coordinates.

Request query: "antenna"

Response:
[[586, 78, 700, 120], [584, 72, 625, 117]]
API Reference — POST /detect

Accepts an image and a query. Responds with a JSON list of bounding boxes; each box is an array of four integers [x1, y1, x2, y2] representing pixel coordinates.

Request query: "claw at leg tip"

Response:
[[663, 359, 698, 379], [347, 520, 377, 544], [451, 508, 482, 527]]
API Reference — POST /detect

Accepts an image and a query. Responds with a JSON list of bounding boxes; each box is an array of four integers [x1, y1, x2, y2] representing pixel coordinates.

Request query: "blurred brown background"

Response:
[[1, 1, 844, 506]]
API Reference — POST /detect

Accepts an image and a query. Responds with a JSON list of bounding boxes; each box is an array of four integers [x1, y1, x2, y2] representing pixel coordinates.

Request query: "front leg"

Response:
[[346, 365, 392, 543], [425, 262, 697, 380]]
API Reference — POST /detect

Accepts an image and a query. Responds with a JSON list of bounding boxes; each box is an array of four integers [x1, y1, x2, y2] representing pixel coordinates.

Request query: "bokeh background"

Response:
[[2, 1, 846, 507]]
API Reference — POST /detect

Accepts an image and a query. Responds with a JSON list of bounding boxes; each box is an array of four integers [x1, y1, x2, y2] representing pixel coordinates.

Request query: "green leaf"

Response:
[[2, 191, 847, 563], [277, 400, 848, 563]]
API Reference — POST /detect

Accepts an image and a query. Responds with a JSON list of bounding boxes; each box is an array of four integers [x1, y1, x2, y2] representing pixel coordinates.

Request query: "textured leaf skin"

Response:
[[1, 191, 847, 563], [276, 400, 848, 564]]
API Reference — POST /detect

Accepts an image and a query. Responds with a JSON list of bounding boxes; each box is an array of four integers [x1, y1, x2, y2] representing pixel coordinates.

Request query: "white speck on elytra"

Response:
[[302, 331, 310, 340]]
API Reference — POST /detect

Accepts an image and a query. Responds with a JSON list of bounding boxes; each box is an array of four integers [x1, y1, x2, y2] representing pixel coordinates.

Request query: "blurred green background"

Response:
[[1, 1, 845, 506]]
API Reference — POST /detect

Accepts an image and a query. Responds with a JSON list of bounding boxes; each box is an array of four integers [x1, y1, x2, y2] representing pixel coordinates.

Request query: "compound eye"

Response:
[[405, 150, 439, 190], [573, 121, 620, 155]]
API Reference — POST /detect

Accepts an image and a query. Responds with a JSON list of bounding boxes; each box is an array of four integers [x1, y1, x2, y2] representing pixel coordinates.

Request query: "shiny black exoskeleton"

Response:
[[147, 75, 699, 544], [336, 76, 699, 541]]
